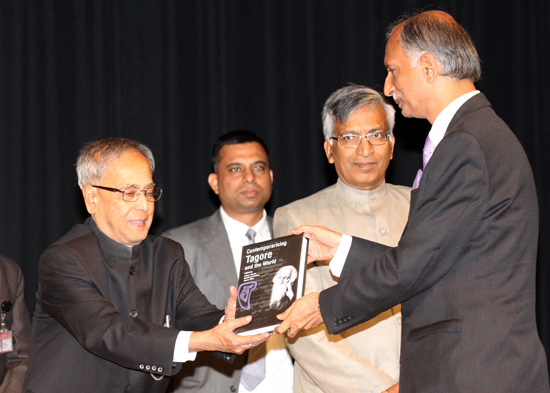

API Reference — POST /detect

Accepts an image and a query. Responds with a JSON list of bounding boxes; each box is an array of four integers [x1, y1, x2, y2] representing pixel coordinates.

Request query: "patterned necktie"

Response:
[[240, 228, 266, 391], [412, 136, 436, 189]]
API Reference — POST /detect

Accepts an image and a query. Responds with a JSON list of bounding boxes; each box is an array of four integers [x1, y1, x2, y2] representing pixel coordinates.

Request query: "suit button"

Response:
[[230, 386, 237, 392], [129, 310, 139, 318], [379, 228, 387, 235], [129, 266, 136, 275]]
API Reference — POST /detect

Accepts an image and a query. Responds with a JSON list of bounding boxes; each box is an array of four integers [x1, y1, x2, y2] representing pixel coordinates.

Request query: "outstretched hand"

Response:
[[290, 226, 342, 263], [273, 292, 323, 337], [189, 286, 269, 354]]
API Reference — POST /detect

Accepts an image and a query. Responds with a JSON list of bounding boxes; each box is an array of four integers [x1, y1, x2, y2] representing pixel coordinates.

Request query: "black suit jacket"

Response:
[[320, 94, 550, 392], [24, 218, 225, 393]]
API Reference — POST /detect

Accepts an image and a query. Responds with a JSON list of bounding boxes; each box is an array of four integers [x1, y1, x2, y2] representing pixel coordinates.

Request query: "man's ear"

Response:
[[207, 173, 219, 195], [420, 52, 441, 83], [82, 184, 97, 215], [389, 134, 396, 160], [324, 140, 335, 164]]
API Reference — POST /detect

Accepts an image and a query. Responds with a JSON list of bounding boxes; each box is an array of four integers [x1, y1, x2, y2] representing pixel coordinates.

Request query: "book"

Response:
[[234, 234, 309, 335]]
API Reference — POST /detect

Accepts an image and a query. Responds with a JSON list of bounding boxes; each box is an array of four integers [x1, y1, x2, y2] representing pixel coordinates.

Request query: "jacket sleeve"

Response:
[[321, 130, 488, 334]]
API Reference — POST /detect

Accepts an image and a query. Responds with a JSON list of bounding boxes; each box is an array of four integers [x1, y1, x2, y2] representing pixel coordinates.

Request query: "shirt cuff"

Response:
[[173, 331, 197, 363], [329, 234, 352, 277]]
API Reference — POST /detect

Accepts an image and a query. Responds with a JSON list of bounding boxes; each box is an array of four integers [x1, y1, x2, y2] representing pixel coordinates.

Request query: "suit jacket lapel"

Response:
[[446, 93, 490, 135], [418, 93, 491, 196], [199, 210, 274, 290], [202, 210, 240, 289], [266, 216, 273, 238]]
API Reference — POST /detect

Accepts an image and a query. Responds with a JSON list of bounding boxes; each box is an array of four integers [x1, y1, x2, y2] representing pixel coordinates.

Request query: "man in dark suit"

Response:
[[24, 137, 268, 393], [0, 254, 31, 393], [163, 130, 293, 393], [275, 10, 550, 392]]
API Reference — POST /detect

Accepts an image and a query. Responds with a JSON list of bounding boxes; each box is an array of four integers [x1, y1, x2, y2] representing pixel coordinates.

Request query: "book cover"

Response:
[[235, 234, 309, 335]]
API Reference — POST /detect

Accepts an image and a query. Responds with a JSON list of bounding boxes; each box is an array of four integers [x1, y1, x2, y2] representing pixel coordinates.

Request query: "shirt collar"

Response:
[[428, 90, 480, 148], [88, 217, 140, 260], [219, 207, 270, 271], [335, 178, 388, 202], [219, 207, 271, 242]]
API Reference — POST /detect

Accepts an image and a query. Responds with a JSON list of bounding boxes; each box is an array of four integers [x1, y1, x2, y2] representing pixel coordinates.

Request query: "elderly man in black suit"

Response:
[[275, 10, 550, 393], [24, 137, 268, 393]]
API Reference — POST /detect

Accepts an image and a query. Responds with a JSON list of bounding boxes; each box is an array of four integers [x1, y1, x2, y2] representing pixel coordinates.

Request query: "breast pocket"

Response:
[[408, 319, 462, 341]]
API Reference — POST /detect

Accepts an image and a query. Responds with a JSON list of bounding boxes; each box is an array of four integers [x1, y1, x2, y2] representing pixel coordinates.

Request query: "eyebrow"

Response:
[[225, 160, 268, 167], [342, 127, 388, 134], [123, 183, 156, 188]]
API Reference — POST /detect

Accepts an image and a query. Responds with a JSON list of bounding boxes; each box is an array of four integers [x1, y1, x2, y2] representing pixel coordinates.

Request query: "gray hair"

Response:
[[76, 137, 155, 189], [387, 10, 481, 82], [322, 84, 396, 141]]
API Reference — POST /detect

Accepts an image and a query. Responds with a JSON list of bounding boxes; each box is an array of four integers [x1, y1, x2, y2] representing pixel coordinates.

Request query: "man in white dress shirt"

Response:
[[164, 130, 293, 393], [274, 85, 409, 393]]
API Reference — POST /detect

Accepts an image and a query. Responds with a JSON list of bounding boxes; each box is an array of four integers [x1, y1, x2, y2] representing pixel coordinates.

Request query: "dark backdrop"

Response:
[[1, 0, 549, 369]]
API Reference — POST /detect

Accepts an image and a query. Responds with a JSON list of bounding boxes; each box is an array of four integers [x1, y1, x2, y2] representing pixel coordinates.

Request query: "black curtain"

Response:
[[1, 0, 549, 369]]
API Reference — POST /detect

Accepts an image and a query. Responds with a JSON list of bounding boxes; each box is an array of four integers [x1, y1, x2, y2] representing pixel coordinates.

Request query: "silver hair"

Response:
[[387, 10, 481, 82], [322, 84, 396, 142], [76, 137, 155, 189]]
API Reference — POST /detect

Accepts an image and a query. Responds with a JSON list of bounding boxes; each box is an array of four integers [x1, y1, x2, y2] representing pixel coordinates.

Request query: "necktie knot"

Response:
[[245, 228, 256, 245]]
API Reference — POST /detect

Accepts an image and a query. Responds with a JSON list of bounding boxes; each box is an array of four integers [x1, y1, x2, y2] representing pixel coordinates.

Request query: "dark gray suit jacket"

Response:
[[25, 218, 225, 393], [163, 210, 273, 393], [320, 94, 550, 392]]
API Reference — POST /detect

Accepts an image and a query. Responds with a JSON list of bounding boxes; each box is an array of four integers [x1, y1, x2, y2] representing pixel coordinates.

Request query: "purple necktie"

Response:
[[412, 136, 436, 189]]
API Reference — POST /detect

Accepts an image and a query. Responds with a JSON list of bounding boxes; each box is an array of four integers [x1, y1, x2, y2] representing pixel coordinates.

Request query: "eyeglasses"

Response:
[[91, 185, 163, 202], [330, 132, 392, 148]]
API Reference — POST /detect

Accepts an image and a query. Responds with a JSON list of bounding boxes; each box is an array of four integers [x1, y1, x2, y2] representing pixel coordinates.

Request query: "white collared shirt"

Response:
[[428, 90, 480, 148], [219, 206, 271, 276]]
